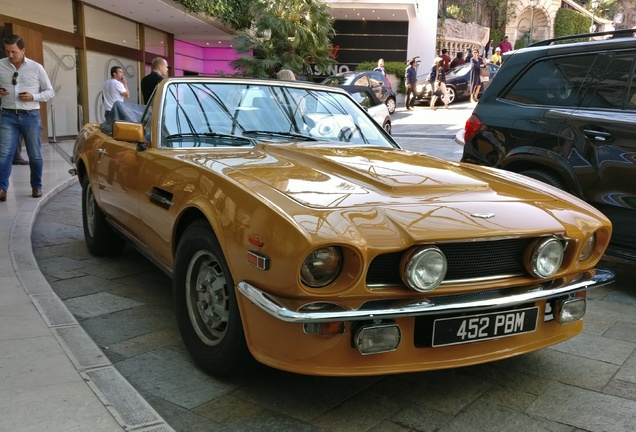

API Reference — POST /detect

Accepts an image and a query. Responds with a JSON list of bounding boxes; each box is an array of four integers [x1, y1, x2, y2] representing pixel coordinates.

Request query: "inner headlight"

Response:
[[530, 237, 564, 278], [401, 247, 447, 292], [579, 234, 596, 261], [300, 247, 343, 288]]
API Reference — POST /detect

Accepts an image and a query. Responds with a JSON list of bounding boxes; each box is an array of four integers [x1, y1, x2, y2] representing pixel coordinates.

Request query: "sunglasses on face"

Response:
[[12, 72, 18, 85]]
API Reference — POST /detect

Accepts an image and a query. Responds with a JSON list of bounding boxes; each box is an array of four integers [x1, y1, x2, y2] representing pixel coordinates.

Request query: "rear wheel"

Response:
[[383, 120, 392, 134], [519, 169, 566, 191], [173, 220, 253, 376], [81, 175, 125, 256]]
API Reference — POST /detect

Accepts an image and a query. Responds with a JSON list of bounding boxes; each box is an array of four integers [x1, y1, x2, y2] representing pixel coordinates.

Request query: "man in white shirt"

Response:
[[102, 65, 129, 117], [0, 34, 55, 201]]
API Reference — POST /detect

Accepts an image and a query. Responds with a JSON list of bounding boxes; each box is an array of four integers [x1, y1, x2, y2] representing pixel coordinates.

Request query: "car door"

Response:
[[367, 72, 388, 103], [567, 49, 636, 249], [493, 53, 600, 170], [92, 134, 143, 231]]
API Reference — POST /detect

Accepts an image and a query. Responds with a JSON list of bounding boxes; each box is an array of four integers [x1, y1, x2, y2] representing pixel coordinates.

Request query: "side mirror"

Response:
[[113, 121, 145, 146]]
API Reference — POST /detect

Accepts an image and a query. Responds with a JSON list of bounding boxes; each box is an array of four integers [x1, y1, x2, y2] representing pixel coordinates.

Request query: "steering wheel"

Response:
[[338, 126, 353, 142]]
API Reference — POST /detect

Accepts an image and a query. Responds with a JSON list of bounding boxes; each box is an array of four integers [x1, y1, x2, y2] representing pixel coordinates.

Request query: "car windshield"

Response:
[[159, 81, 396, 149]]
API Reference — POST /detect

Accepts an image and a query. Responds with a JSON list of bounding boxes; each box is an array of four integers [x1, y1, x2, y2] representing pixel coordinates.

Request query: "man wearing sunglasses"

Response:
[[0, 34, 55, 201]]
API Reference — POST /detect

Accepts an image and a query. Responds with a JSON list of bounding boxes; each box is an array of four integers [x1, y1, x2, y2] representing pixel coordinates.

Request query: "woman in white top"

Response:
[[483, 40, 494, 60]]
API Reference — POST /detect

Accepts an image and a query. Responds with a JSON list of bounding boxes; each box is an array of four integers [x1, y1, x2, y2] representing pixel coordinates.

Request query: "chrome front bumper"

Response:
[[237, 268, 614, 323]]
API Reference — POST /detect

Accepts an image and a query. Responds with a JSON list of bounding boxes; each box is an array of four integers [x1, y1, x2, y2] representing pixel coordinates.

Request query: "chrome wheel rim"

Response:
[[386, 98, 396, 113], [186, 250, 229, 346]]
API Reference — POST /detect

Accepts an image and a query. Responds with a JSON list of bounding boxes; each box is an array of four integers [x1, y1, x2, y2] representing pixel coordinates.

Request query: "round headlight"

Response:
[[579, 234, 596, 261], [301, 247, 343, 288], [402, 247, 447, 292], [531, 237, 564, 278]]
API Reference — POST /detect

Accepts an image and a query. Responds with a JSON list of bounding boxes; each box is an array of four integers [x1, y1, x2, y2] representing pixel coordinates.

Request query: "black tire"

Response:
[[81, 175, 126, 256], [519, 169, 566, 191], [173, 220, 253, 376], [383, 120, 392, 134]]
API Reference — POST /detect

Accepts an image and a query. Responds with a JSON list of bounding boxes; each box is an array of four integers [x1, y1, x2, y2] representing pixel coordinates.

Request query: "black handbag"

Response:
[[433, 88, 443, 97]]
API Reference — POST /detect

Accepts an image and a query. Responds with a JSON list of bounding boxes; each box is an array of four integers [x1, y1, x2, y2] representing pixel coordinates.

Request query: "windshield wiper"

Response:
[[166, 132, 255, 145], [242, 130, 318, 141]]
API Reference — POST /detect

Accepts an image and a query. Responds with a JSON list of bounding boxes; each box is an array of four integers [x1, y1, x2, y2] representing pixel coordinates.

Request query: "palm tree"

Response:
[[231, 0, 335, 79]]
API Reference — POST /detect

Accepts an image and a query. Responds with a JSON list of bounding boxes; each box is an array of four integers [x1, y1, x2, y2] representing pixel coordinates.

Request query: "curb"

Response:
[[10, 170, 175, 432]]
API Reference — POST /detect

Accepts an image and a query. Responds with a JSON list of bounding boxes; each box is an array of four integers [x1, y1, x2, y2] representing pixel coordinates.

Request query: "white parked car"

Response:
[[339, 85, 392, 134]]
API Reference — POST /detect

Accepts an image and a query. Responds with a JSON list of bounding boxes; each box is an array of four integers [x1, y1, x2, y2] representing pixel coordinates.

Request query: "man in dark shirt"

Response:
[[449, 52, 465, 69], [404, 58, 418, 110], [140, 57, 168, 104]]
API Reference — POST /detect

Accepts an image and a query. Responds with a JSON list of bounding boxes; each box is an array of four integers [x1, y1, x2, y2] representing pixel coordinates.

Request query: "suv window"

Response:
[[581, 51, 636, 110], [503, 54, 600, 107], [367, 72, 385, 88]]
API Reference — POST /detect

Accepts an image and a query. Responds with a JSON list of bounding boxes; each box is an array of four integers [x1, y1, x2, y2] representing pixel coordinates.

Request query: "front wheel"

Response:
[[519, 169, 566, 191], [173, 220, 253, 376], [81, 175, 125, 256]]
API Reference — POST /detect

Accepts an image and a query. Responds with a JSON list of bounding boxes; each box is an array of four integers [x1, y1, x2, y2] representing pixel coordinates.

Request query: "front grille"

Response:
[[366, 238, 533, 286]]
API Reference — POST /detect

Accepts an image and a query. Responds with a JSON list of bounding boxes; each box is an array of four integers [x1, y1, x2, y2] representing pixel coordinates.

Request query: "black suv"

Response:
[[461, 29, 636, 258]]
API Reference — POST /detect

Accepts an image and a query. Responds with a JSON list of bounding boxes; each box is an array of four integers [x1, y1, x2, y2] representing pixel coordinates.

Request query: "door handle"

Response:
[[583, 129, 611, 142], [96, 148, 108, 154]]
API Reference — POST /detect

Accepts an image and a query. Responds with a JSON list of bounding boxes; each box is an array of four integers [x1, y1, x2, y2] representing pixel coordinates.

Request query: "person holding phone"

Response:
[[0, 34, 55, 202], [102, 65, 129, 118]]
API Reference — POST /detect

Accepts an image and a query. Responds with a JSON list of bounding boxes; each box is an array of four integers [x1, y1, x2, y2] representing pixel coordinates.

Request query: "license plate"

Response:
[[432, 307, 539, 347]]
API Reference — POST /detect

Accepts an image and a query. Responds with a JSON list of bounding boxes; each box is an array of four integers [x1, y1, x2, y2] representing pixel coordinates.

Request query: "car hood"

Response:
[[209, 144, 556, 209], [181, 143, 601, 241]]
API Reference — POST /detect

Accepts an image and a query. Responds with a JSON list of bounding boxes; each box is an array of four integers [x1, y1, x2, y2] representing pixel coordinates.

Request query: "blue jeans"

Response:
[[0, 110, 43, 191]]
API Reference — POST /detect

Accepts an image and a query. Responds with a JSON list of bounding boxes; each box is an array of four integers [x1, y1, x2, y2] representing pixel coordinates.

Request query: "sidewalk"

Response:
[[0, 142, 173, 432], [0, 104, 473, 431]]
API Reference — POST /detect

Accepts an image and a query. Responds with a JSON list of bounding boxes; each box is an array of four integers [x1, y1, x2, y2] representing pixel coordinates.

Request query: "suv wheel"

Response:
[[385, 97, 396, 114], [519, 169, 566, 191]]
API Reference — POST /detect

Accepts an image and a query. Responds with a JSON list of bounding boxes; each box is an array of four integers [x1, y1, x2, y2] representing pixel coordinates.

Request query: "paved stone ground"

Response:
[[32, 104, 636, 431]]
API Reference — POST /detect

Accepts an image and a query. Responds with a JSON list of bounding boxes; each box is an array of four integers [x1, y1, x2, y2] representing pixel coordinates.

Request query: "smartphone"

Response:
[[19, 92, 27, 95], [0, 87, 6, 91]]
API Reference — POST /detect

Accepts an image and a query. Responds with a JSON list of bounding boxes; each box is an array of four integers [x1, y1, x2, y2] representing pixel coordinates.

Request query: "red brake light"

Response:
[[464, 115, 482, 143]]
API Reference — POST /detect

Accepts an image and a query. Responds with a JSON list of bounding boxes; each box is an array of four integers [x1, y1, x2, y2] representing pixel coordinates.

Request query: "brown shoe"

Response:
[[13, 158, 29, 165], [0, 189, 6, 202], [32, 188, 42, 198]]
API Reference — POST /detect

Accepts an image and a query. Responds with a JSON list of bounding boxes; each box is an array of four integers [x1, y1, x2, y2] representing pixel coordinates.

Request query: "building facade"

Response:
[[0, 0, 436, 139]]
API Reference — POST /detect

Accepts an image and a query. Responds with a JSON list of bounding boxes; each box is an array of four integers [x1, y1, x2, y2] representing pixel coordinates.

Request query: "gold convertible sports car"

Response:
[[72, 77, 615, 376]]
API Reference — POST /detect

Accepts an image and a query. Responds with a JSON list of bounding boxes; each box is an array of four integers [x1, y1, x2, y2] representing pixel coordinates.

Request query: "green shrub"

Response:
[[554, 8, 590, 38], [514, 39, 527, 50]]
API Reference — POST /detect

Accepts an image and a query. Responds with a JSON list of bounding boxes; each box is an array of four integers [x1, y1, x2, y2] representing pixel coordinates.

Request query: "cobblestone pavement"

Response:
[[32, 102, 636, 431]]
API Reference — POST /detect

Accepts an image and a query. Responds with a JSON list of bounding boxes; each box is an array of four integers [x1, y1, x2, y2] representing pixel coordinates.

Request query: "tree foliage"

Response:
[[231, 0, 335, 79], [174, 0, 252, 30]]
